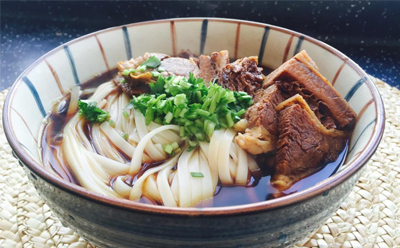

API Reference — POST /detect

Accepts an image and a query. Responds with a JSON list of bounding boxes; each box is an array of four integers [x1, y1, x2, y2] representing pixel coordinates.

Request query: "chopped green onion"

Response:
[[151, 71, 160, 78], [196, 109, 210, 117], [226, 112, 234, 128], [128, 72, 253, 149], [190, 172, 204, 178], [123, 110, 129, 118], [157, 66, 165, 72], [204, 120, 216, 137], [188, 140, 198, 148], [171, 141, 179, 150], [137, 65, 146, 72], [108, 119, 116, 128], [122, 69, 130, 76], [120, 79, 126, 84], [165, 112, 173, 123], [145, 108, 155, 125], [154, 116, 162, 124], [236, 109, 246, 117], [179, 108, 188, 117], [122, 133, 129, 140], [174, 94, 187, 106], [163, 144, 173, 154]]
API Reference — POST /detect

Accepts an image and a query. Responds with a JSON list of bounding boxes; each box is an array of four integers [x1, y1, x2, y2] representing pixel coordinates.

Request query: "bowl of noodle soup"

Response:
[[3, 18, 384, 248]]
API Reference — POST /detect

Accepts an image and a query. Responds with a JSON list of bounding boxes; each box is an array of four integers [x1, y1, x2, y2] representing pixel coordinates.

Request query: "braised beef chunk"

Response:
[[160, 57, 199, 78], [218, 56, 264, 96], [196, 50, 230, 84], [245, 84, 285, 136], [277, 80, 338, 129], [178, 49, 198, 59], [263, 50, 356, 130], [197, 55, 217, 84], [235, 84, 285, 155], [116, 72, 154, 96], [271, 95, 348, 190], [211, 50, 230, 72]]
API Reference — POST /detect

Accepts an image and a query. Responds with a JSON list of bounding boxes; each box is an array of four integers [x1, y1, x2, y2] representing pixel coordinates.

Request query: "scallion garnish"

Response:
[[129, 73, 253, 150], [151, 71, 161, 78], [122, 69, 130, 76], [190, 172, 204, 178], [137, 65, 146, 72], [108, 119, 116, 128]]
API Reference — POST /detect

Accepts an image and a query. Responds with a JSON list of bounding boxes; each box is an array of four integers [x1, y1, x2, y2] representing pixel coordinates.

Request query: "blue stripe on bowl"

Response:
[[63, 45, 81, 85], [21, 76, 46, 117], [200, 19, 208, 55], [349, 118, 377, 154], [258, 26, 270, 65], [293, 35, 304, 55], [122, 26, 132, 60], [344, 77, 367, 101]]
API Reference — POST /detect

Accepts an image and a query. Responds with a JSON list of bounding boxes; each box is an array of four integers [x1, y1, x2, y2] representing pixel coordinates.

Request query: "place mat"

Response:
[[0, 77, 399, 248]]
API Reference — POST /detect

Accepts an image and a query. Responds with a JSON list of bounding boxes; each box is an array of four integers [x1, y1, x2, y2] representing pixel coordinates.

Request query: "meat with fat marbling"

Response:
[[271, 95, 349, 190], [196, 50, 230, 84], [263, 50, 356, 130], [218, 56, 264, 97], [235, 84, 285, 155]]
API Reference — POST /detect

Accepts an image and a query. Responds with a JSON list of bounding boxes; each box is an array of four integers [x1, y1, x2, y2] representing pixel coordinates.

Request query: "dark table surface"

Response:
[[1, 1, 399, 91]]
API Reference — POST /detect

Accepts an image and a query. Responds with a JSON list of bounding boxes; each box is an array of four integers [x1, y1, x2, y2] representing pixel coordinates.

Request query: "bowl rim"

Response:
[[3, 17, 385, 216]]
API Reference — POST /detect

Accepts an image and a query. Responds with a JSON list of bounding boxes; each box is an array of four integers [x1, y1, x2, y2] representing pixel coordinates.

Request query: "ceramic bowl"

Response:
[[3, 18, 384, 248]]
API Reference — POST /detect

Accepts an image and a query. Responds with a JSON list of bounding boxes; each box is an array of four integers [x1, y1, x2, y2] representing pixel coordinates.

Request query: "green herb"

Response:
[[163, 144, 174, 154], [171, 141, 179, 150], [123, 68, 136, 76], [151, 71, 161, 78], [108, 119, 116, 128], [123, 110, 129, 118], [78, 100, 110, 123], [122, 69, 130, 76], [123, 133, 129, 140], [157, 66, 165, 72], [162, 142, 181, 156], [140, 56, 161, 69], [129, 73, 253, 150], [190, 172, 204, 178], [149, 76, 166, 94], [137, 65, 146, 72]]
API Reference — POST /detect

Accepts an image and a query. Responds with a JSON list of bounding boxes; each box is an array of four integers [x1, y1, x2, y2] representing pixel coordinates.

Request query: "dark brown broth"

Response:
[[40, 68, 347, 207]]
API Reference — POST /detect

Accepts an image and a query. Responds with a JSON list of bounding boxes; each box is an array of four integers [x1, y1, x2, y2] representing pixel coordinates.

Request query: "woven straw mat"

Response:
[[0, 77, 399, 248]]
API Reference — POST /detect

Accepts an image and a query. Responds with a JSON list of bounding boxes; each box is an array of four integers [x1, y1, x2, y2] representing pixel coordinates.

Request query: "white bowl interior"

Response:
[[7, 18, 381, 187]]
